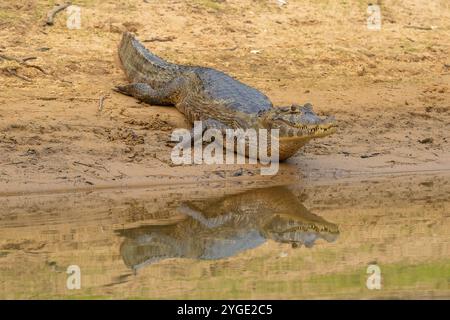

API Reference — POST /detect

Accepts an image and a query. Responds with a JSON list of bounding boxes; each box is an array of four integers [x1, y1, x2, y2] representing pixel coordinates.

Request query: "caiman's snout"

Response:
[[264, 213, 340, 248], [267, 103, 337, 139], [315, 114, 337, 136]]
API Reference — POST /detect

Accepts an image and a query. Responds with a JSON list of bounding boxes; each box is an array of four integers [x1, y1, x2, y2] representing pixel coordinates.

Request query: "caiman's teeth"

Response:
[[288, 129, 294, 137]]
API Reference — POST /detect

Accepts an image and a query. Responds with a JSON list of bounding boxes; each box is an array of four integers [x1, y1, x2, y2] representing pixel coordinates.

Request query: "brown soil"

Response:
[[0, 0, 449, 191]]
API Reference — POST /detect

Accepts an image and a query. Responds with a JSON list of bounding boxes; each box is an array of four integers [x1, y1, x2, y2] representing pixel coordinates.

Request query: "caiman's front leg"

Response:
[[179, 118, 230, 149], [178, 203, 233, 229]]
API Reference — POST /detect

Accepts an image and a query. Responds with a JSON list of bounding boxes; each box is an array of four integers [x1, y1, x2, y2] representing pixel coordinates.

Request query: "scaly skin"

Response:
[[116, 32, 337, 160], [117, 186, 339, 271]]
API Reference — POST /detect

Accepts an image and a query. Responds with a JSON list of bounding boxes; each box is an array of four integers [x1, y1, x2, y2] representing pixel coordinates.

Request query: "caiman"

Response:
[[117, 186, 339, 271], [115, 32, 337, 160]]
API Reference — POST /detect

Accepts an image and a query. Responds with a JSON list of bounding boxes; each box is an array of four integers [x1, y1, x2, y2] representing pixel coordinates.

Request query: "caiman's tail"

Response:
[[118, 32, 180, 85]]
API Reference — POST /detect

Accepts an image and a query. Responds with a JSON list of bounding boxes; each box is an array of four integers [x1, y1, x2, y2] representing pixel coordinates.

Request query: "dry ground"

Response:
[[0, 0, 449, 194]]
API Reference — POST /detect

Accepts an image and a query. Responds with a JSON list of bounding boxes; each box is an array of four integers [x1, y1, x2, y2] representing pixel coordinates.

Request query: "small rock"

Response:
[[420, 181, 433, 187], [361, 152, 380, 158], [357, 65, 366, 76], [214, 171, 226, 178], [418, 137, 433, 144]]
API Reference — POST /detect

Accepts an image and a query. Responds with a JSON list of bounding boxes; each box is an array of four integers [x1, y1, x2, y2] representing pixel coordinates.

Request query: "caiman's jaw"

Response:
[[260, 103, 337, 140], [264, 213, 339, 248]]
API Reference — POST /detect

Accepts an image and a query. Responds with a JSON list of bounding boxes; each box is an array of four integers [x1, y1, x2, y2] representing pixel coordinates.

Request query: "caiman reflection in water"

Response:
[[117, 186, 339, 271]]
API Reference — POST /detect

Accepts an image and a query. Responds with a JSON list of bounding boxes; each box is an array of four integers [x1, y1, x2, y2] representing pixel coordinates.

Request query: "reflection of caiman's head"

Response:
[[118, 186, 339, 271], [263, 212, 339, 248]]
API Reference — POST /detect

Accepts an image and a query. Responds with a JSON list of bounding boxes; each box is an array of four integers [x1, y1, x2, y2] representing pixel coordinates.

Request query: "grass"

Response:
[[302, 260, 450, 298]]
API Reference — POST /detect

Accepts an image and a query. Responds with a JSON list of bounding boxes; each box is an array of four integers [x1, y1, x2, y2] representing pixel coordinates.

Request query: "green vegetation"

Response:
[[299, 260, 450, 298]]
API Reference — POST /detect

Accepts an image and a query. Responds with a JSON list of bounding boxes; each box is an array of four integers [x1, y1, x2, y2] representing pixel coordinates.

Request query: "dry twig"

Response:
[[404, 25, 435, 31], [0, 54, 47, 74], [98, 95, 109, 112], [143, 36, 176, 43], [4, 68, 32, 82], [45, 2, 72, 26]]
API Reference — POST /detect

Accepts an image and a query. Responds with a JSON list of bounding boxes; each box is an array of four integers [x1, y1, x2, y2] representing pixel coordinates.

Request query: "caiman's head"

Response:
[[259, 103, 336, 140], [263, 212, 339, 248]]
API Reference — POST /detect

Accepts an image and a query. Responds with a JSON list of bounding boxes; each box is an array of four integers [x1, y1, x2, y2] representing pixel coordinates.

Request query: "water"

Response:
[[0, 173, 448, 299]]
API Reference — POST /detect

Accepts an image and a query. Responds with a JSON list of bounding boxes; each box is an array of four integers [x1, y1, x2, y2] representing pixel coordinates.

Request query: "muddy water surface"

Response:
[[0, 173, 448, 299]]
